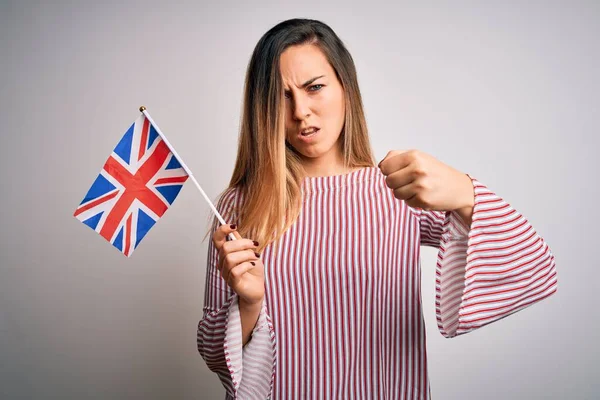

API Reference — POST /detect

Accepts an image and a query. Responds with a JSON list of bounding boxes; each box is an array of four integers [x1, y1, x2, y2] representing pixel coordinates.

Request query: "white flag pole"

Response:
[[139, 106, 236, 242]]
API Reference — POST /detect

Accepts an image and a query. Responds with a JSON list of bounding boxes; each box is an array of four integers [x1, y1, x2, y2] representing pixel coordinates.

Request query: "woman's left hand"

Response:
[[378, 150, 475, 213]]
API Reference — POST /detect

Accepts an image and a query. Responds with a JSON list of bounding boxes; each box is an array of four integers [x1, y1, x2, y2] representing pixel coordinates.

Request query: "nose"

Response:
[[292, 93, 311, 121]]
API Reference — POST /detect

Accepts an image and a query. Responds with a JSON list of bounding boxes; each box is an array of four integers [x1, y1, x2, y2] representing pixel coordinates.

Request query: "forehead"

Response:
[[279, 44, 333, 83]]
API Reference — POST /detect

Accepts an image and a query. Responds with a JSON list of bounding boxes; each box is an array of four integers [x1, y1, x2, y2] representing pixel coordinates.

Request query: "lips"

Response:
[[299, 126, 320, 136]]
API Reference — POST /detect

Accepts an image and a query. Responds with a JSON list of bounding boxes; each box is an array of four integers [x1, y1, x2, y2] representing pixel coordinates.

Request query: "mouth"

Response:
[[299, 126, 320, 138]]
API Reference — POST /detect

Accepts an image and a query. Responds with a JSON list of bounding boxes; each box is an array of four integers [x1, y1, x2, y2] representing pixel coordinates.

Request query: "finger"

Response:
[[226, 261, 258, 288], [213, 223, 240, 250], [378, 150, 413, 175], [377, 150, 397, 169], [218, 239, 260, 267], [405, 195, 429, 210], [384, 165, 415, 190], [223, 238, 260, 253], [393, 181, 419, 202], [222, 255, 258, 285], [393, 181, 431, 209], [220, 247, 260, 278]]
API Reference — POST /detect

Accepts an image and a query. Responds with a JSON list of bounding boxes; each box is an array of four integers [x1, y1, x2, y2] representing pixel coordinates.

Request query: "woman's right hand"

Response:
[[212, 224, 265, 307]]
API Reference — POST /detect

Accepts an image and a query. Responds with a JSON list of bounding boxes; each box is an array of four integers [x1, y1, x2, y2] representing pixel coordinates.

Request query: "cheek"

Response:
[[284, 105, 294, 133], [322, 89, 345, 125]]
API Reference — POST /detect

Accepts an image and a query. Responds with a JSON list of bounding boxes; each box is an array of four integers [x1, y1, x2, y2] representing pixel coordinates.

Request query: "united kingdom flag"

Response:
[[74, 114, 189, 257]]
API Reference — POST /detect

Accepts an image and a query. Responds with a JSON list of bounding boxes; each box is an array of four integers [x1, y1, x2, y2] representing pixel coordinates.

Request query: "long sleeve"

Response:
[[197, 189, 277, 399], [417, 175, 558, 338]]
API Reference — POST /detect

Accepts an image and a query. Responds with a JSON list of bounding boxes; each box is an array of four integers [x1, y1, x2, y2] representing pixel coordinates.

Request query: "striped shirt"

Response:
[[197, 166, 558, 399]]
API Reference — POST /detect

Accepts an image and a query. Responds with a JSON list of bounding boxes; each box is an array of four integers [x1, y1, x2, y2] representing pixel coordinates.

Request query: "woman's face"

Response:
[[280, 44, 345, 162]]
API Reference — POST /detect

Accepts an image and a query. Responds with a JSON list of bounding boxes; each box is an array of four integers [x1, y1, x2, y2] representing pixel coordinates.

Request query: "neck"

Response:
[[300, 149, 352, 178]]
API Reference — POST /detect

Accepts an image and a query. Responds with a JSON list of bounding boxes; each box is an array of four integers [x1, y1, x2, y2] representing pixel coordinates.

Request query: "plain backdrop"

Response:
[[1, 1, 598, 399]]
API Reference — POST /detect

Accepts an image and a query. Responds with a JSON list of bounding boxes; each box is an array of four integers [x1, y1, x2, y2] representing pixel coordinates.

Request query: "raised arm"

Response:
[[378, 150, 558, 338]]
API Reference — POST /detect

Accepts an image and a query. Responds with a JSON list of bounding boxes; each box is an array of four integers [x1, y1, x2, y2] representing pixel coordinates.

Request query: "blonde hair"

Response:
[[204, 18, 376, 252]]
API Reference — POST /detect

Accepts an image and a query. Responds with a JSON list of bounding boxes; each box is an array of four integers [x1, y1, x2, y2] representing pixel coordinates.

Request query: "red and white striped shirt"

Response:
[[198, 167, 557, 399]]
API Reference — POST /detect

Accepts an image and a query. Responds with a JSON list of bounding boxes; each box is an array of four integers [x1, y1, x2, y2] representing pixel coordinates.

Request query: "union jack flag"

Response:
[[74, 114, 189, 257]]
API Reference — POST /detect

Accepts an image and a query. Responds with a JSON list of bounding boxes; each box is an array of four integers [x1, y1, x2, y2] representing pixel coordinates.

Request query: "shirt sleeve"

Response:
[[197, 189, 277, 398], [416, 175, 558, 338]]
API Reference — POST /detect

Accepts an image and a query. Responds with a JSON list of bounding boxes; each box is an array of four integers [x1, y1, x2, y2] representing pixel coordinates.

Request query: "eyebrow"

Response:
[[300, 75, 325, 88], [284, 75, 326, 92]]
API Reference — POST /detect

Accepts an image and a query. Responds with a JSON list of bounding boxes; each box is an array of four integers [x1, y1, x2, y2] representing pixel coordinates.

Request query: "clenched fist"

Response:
[[378, 150, 474, 217]]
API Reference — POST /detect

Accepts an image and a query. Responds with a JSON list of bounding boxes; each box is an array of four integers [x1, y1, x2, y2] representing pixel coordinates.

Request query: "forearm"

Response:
[[239, 297, 263, 346], [454, 174, 475, 227], [455, 204, 474, 227]]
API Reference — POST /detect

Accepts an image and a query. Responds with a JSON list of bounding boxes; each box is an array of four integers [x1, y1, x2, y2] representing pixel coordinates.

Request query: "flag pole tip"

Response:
[[139, 105, 146, 112]]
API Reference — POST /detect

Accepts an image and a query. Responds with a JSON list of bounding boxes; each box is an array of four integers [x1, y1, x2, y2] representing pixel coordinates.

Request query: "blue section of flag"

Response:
[[166, 155, 182, 170], [157, 185, 184, 205], [113, 226, 124, 252], [82, 212, 103, 230], [81, 174, 116, 204], [148, 124, 159, 149], [114, 122, 134, 164], [135, 209, 156, 248]]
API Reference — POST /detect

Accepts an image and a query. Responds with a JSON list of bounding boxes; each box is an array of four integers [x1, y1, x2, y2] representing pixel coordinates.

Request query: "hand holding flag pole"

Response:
[[74, 106, 236, 257]]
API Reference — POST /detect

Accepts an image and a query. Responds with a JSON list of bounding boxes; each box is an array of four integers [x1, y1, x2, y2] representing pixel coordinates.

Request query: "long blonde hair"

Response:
[[204, 19, 376, 252]]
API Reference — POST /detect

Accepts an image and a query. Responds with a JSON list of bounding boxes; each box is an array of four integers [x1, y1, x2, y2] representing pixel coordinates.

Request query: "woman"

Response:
[[197, 18, 557, 399]]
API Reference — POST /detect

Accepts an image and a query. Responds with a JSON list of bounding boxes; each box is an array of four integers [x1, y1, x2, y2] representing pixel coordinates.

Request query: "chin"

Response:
[[286, 133, 342, 160], [294, 144, 329, 159]]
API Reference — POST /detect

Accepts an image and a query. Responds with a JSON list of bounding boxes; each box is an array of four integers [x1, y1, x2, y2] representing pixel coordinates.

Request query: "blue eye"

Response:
[[309, 84, 323, 92]]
